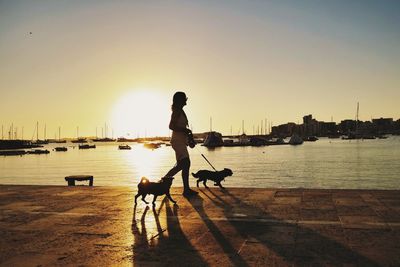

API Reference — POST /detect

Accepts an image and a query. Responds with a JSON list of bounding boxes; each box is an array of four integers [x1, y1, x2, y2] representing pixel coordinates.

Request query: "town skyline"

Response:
[[1, 112, 398, 140]]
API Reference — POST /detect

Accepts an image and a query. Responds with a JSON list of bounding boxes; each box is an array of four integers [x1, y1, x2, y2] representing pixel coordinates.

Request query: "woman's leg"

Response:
[[180, 157, 190, 191], [165, 162, 183, 177], [180, 157, 198, 196], [165, 157, 196, 194]]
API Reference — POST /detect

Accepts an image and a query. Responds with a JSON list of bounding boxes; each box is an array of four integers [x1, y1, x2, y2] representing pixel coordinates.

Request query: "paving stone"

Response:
[[339, 215, 388, 229], [0, 185, 399, 266]]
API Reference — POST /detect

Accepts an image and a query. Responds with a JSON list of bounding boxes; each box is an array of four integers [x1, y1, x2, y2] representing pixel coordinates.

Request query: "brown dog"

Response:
[[192, 168, 233, 189], [134, 176, 176, 206]]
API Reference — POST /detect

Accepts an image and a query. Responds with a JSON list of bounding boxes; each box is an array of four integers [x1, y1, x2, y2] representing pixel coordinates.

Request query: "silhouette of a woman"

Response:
[[164, 92, 198, 197]]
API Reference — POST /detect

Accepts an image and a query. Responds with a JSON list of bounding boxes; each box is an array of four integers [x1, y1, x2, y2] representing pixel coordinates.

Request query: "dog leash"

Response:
[[194, 146, 218, 172]]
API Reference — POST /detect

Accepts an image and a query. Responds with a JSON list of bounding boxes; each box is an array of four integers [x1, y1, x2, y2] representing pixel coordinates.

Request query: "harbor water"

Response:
[[1, 137, 399, 189]]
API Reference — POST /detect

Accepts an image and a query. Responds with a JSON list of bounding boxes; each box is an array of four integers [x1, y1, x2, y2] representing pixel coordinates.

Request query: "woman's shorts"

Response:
[[171, 141, 189, 161]]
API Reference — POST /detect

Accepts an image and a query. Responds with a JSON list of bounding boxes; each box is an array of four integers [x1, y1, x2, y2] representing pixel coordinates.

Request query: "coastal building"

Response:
[[271, 122, 302, 137], [260, 115, 398, 138], [303, 115, 319, 137], [372, 118, 394, 134], [318, 122, 337, 136], [339, 120, 357, 135]]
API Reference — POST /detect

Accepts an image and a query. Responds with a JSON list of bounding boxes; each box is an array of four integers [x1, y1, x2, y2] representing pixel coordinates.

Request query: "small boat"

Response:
[[52, 140, 67, 144], [203, 131, 224, 147], [71, 138, 87, 143], [92, 138, 115, 142], [305, 136, 319, 142], [289, 134, 303, 145], [54, 147, 68, 152], [28, 149, 50, 154], [32, 139, 49, 145], [118, 144, 131, 150], [79, 144, 96, 149], [0, 150, 27, 156], [143, 143, 161, 150]]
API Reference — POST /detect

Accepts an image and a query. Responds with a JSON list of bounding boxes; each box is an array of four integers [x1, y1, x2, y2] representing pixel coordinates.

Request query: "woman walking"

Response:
[[164, 91, 198, 197]]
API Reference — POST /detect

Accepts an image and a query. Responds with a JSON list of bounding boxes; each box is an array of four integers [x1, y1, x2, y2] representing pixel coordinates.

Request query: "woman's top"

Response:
[[170, 109, 188, 145]]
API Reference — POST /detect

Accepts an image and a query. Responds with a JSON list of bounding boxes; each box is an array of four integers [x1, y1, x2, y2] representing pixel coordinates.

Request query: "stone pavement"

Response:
[[0, 185, 399, 266]]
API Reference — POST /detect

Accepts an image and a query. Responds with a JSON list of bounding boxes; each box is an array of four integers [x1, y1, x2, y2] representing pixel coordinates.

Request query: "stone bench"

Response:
[[65, 175, 94, 186]]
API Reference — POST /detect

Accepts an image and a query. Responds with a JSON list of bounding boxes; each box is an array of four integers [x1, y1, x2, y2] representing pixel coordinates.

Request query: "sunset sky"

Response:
[[1, 0, 399, 138]]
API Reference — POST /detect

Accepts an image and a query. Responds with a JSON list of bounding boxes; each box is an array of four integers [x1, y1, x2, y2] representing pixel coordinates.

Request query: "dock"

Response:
[[0, 185, 399, 266]]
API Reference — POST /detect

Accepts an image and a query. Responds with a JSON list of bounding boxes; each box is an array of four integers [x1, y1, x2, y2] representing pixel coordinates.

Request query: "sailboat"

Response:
[[71, 126, 87, 143], [342, 103, 375, 140], [32, 122, 49, 144], [54, 127, 66, 143]]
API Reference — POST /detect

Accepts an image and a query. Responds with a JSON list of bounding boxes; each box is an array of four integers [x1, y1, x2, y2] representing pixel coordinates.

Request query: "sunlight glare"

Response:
[[110, 90, 170, 137], [124, 145, 165, 181]]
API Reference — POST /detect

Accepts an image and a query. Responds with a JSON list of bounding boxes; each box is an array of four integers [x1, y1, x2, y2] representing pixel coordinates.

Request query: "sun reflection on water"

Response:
[[122, 144, 166, 183]]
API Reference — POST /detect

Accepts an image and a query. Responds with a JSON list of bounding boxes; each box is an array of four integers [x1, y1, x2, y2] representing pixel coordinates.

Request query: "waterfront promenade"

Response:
[[0, 185, 399, 266]]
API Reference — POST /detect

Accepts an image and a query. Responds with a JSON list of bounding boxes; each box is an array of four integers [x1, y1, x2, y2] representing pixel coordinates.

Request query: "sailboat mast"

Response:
[[356, 102, 359, 133], [37, 121, 39, 141], [59, 126, 61, 141]]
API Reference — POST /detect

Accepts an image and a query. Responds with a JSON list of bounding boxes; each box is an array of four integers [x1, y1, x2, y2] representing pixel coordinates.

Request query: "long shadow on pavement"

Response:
[[189, 188, 379, 266], [132, 198, 206, 266]]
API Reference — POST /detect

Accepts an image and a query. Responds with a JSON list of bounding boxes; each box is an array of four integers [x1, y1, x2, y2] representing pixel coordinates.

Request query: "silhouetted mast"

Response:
[[265, 118, 267, 135], [355, 102, 359, 134]]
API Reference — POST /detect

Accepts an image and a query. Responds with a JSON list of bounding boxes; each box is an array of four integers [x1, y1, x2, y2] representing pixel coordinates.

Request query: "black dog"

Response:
[[192, 168, 233, 189], [134, 176, 176, 206]]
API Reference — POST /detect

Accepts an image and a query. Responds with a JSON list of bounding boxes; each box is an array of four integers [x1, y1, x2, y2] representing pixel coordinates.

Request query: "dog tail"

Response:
[[191, 172, 198, 178], [139, 177, 149, 184]]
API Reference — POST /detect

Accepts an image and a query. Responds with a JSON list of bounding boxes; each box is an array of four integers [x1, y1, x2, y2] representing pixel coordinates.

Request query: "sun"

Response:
[[110, 90, 170, 137]]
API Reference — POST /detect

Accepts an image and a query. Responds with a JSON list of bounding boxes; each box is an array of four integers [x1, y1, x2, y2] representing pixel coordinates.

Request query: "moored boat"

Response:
[[289, 134, 303, 145], [0, 150, 27, 156], [71, 138, 87, 143], [143, 143, 161, 149], [118, 144, 131, 150], [79, 144, 96, 149], [28, 149, 50, 154], [203, 131, 223, 147]]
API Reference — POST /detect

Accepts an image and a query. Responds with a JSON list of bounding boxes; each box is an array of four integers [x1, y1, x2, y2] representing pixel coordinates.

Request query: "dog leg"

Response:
[[141, 194, 149, 204], [134, 193, 140, 204], [166, 192, 177, 204], [217, 182, 225, 189], [203, 179, 209, 188], [196, 179, 200, 187], [152, 195, 157, 207]]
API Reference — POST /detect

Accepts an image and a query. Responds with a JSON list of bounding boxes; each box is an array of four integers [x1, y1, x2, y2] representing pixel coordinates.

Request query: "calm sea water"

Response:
[[1, 137, 399, 189]]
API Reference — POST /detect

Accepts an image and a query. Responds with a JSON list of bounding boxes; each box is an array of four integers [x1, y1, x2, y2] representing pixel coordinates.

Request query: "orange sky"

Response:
[[1, 1, 399, 138]]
